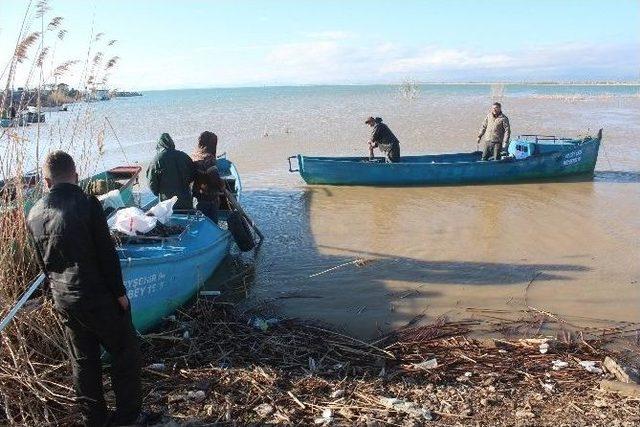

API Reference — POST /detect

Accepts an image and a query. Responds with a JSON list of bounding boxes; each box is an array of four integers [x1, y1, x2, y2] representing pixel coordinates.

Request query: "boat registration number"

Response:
[[562, 149, 582, 166], [125, 272, 167, 299]]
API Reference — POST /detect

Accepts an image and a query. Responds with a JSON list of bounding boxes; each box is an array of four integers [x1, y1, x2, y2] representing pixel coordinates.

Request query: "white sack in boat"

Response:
[[98, 189, 125, 211], [147, 196, 177, 224], [108, 207, 157, 236]]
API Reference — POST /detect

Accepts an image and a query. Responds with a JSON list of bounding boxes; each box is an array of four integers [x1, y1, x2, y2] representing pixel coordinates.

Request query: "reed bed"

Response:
[[0, 1, 124, 424]]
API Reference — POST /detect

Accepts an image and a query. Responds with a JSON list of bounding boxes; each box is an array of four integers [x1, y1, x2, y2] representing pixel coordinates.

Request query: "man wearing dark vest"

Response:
[[366, 116, 401, 163]]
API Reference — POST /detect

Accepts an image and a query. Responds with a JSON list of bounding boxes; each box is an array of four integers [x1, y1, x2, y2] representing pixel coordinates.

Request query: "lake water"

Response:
[[4, 84, 640, 338]]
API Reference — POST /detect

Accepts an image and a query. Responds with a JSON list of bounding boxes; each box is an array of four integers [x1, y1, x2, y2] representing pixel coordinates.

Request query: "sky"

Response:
[[1, 0, 639, 90]]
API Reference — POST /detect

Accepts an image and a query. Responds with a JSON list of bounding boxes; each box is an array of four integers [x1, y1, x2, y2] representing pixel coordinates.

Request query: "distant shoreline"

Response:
[[139, 81, 640, 92]]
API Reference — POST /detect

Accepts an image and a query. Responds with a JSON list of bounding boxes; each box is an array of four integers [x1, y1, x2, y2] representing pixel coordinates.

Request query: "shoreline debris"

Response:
[[2, 299, 640, 425]]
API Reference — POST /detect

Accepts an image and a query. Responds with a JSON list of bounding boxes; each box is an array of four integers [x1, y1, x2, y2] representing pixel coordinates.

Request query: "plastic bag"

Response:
[[107, 207, 157, 236], [147, 196, 178, 224], [98, 189, 125, 211]]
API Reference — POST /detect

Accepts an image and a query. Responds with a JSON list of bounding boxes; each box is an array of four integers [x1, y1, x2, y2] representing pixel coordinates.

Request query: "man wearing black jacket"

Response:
[[27, 151, 141, 426]]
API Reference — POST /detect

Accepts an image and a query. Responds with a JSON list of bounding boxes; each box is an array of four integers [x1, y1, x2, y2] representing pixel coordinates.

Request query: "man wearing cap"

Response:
[[477, 102, 511, 161], [366, 117, 401, 163]]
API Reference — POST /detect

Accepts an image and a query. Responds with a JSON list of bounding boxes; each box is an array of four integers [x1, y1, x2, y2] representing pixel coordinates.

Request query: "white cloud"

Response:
[[304, 30, 353, 41], [381, 49, 513, 73]]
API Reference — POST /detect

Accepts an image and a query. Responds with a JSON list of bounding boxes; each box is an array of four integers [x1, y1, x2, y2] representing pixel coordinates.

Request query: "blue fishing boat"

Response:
[[1, 160, 244, 334], [118, 212, 231, 332], [288, 130, 602, 186], [118, 156, 242, 332]]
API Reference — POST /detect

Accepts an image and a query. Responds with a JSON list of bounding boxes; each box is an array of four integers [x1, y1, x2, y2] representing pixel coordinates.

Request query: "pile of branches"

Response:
[[2, 296, 639, 425], [139, 301, 640, 426]]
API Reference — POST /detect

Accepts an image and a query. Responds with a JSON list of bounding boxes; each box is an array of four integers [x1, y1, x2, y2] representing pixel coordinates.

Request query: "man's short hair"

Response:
[[493, 102, 502, 108], [43, 150, 76, 182]]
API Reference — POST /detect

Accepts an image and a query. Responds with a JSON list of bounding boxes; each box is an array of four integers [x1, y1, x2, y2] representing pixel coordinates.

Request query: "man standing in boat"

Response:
[[477, 102, 511, 160], [366, 117, 401, 163], [147, 133, 196, 209], [27, 151, 142, 426]]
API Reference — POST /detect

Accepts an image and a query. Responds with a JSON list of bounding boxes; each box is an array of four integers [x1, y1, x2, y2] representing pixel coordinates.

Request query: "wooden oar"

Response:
[[0, 273, 45, 333], [224, 188, 264, 244]]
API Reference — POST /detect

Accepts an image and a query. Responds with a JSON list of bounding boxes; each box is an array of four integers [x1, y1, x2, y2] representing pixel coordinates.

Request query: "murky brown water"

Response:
[[224, 95, 640, 338]]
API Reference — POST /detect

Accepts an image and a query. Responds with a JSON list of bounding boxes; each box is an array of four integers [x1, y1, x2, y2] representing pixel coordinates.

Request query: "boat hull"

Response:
[[119, 214, 231, 332], [294, 137, 601, 186]]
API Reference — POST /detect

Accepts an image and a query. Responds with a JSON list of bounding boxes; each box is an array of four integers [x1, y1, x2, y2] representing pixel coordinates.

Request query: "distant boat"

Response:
[[37, 105, 68, 113], [289, 130, 602, 186], [22, 111, 45, 124], [0, 117, 28, 127]]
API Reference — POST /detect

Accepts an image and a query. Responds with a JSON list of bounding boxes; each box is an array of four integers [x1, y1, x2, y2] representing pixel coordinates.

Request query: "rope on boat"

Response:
[[105, 116, 130, 164]]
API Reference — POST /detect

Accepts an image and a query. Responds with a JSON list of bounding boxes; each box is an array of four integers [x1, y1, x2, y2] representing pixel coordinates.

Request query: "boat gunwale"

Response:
[[297, 138, 597, 167], [117, 218, 230, 265]]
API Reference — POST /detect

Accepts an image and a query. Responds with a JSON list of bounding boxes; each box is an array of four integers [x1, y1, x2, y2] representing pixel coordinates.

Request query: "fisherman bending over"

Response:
[[366, 116, 401, 163], [27, 151, 142, 426], [477, 102, 511, 161], [147, 133, 196, 209], [190, 131, 225, 222]]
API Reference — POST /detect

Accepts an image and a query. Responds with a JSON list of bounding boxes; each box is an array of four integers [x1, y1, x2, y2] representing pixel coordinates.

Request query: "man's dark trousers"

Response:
[[482, 141, 502, 160], [59, 299, 142, 427]]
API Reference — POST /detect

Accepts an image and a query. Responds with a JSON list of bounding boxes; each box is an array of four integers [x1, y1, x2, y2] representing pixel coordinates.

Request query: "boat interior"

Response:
[[84, 165, 142, 197], [303, 134, 595, 165]]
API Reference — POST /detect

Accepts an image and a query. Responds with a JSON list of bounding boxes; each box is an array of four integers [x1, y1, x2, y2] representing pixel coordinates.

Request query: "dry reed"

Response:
[[1, 1, 123, 424]]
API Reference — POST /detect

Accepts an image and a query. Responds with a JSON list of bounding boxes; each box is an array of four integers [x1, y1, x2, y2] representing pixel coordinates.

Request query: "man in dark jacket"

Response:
[[477, 102, 511, 160], [146, 133, 196, 210], [27, 151, 141, 426], [366, 117, 401, 163]]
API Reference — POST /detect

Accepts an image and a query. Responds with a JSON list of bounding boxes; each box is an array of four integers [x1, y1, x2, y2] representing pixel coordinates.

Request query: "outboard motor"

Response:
[[508, 141, 536, 160]]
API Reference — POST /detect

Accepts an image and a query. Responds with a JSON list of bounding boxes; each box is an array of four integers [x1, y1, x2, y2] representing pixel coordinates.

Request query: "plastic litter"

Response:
[[187, 390, 206, 402], [108, 207, 157, 236], [98, 189, 125, 211], [314, 408, 333, 424], [330, 389, 345, 399], [379, 397, 433, 421], [539, 342, 549, 354], [147, 363, 166, 371], [249, 317, 280, 332], [412, 358, 438, 370], [552, 360, 569, 370], [147, 196, 178, 224], [579, 360, 603, 374], [253, 403, 274, 417]]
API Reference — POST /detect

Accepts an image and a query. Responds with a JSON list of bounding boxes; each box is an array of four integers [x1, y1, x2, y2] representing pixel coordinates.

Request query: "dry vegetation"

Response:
[[0, 1, 120, 424]]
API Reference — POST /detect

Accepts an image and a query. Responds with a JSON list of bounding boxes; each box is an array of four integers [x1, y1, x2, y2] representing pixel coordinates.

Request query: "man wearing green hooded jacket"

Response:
[[146, 133, 196, 210]]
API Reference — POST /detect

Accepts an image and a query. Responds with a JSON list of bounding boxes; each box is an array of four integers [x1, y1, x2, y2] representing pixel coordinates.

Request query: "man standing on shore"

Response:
[[477, 102, 511, 160], [147, 133, 196, 210], [27, 151, 142, 426]]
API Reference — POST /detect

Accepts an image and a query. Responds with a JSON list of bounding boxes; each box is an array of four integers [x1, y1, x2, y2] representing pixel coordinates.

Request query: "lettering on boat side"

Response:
[[125, 272, 167, 300], [562, 149, 583, 166]]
